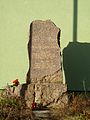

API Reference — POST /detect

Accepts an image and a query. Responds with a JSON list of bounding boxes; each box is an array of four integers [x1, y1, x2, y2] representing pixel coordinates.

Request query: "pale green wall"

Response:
[[0, 0, 90, 88], [78, 0, 90, 41]]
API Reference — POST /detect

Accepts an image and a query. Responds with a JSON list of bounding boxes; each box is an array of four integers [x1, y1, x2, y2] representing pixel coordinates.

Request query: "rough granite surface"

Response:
[[26, 20, 62, 83]]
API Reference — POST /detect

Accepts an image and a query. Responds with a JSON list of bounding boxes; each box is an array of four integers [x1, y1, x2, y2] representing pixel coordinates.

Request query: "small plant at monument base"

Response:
[[0, 80, 35, 120], [0, 93, 35, 120], [50, 93, 90, 120]]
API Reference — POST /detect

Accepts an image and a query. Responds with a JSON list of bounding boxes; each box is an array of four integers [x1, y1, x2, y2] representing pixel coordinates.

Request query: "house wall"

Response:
[[0, 0, 90, 89]]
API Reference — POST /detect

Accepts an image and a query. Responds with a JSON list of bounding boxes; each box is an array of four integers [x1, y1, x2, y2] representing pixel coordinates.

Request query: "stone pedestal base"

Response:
[[25, 82, 68, 108]]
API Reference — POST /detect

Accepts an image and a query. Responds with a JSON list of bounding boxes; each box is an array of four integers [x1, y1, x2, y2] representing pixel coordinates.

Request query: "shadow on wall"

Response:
[[63, 42, 90, 91]]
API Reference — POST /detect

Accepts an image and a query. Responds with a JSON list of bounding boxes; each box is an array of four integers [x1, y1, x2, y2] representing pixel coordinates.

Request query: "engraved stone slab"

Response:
[[26, 20, 62, 83]]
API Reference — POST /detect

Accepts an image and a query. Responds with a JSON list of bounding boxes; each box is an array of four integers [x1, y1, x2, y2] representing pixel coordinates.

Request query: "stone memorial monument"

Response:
[[25, 20, 68, 108], [26, 20, 62, 83]]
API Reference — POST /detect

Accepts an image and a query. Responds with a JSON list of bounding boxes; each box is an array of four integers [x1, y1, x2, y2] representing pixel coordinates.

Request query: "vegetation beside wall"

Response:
[[0, 92, 34, 120], [50, 92, 90, 120]]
